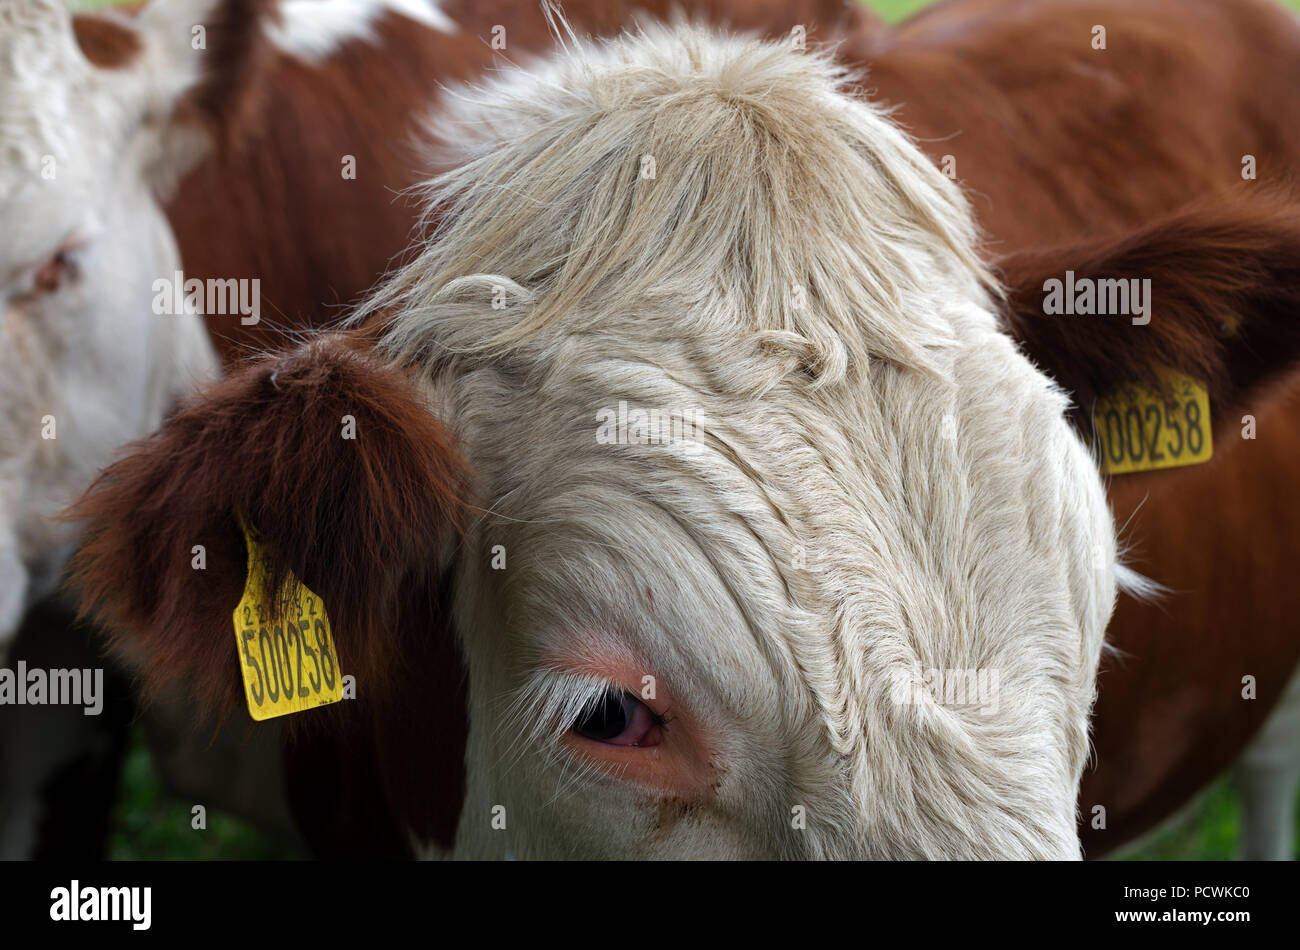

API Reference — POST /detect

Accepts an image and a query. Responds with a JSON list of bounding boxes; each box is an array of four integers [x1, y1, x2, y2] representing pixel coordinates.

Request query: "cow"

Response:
[[71, 0, 1300, 859], [0, 0, 219, 858], [2, 0, 875, 858], [0, 0, 216, 656]]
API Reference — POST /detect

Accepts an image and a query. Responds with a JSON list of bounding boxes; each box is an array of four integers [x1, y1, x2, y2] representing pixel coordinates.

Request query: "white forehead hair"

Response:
[[377, 18, 1114, 857], [0, 0, 94, 182], [367, 15, 999, 393]]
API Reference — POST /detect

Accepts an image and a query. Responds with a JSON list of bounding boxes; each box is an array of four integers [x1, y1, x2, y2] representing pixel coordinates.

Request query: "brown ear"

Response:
[[67, 335, 469, 724], [998, 193, 1300, 436], [72, 13, 144, 70]]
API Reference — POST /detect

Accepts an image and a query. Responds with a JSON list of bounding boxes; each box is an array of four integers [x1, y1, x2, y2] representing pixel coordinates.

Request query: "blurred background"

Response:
[[74, 0, 1300, 861]]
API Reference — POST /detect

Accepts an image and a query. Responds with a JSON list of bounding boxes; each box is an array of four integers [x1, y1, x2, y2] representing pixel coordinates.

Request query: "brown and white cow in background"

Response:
[[0, 0, 220, 858], [71, 0, 1300, 858]]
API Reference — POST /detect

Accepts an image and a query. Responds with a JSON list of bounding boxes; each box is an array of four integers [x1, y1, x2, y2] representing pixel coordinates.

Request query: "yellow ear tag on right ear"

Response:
[[232, 526, 344, 721], [1093, 367, 1213, 475]]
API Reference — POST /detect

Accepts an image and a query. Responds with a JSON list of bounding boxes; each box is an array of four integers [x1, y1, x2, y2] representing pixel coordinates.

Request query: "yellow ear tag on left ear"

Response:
[[232, 525, 344, 721], [1093, 367, 1213, 475]]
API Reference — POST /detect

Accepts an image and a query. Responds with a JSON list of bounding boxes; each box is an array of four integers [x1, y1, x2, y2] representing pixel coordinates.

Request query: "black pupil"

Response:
[[575, 691, 630, 741]]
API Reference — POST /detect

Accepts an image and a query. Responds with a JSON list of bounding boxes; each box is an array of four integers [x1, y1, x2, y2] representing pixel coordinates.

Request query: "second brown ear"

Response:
[[997, 191, 1300, 438]]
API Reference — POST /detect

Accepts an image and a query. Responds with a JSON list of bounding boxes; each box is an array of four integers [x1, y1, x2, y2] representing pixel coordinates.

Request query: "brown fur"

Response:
[[71, 13, 144, 69], [68, 337, 468, 717], [999, 194, 1300, 433], [186, 0, 276, 142]]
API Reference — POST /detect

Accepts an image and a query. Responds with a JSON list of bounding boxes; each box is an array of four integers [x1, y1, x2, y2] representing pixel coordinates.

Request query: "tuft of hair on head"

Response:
[[66, 334, 470, 726], [358, 14, 997, 394]]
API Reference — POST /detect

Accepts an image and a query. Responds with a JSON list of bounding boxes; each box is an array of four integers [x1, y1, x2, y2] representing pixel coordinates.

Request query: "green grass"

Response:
[[1118, 782, 1246, 861], [83, 0, 1300, 859], [1120, 779, 1300, 861], [871, 0, 941, 19], [109, 732, 297, 860]]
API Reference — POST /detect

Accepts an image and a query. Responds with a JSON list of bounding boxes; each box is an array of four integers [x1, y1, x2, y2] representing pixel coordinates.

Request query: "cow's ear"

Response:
[[68, 336, 469, 722], [998, 196, 1300, 437], [71, 11, 144, 70]]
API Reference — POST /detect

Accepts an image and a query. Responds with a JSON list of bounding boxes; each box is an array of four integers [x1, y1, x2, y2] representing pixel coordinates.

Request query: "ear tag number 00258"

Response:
[[1093, 367, 1213, 475], [232, 526, 343, 720]]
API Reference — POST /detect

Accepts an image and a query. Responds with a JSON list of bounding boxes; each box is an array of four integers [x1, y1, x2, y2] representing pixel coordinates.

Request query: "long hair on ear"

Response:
[[998, 191, 1300, 429], [67, 335, 470, 721]]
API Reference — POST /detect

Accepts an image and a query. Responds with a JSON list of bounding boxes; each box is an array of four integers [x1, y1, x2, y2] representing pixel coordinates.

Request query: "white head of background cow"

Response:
[[72, 20, 1121, 858], [0, 0, 217, 649]]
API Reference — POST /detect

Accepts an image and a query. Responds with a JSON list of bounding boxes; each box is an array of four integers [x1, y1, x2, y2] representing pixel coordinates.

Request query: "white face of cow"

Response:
[[370, 24, 1119, 859], [0, 1, 216, 649]]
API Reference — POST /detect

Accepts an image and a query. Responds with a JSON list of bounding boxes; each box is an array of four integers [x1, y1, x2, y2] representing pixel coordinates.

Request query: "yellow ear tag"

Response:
[[1093, 367, 1213, 475], [232, 526, 344, 720]]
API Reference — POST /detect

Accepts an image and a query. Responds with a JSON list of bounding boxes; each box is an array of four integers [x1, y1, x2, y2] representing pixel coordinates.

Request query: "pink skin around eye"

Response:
[[550, 650, 718, 799]]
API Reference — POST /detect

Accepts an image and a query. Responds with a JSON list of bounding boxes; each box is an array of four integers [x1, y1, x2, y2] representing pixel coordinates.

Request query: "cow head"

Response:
[[0, 0, 236, 648], [69, 21, 1300, 859]]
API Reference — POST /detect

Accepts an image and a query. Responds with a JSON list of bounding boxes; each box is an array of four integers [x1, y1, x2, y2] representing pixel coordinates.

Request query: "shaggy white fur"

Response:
[[375, 19, 1118, 858]]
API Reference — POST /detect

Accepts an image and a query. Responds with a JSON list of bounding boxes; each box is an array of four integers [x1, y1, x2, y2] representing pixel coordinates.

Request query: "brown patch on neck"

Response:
[[72, 14, 143, 70]]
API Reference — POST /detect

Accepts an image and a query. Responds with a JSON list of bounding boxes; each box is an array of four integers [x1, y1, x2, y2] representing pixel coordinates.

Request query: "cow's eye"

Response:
[[572, 689, 665, 747], [33, 246, 81, 295], [23, 237, 88, 299]]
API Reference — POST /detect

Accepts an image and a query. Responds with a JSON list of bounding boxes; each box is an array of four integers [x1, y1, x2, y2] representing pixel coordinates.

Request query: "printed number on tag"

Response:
[[1093, 368, 1212, 475], [232, 528, 343, 720]]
